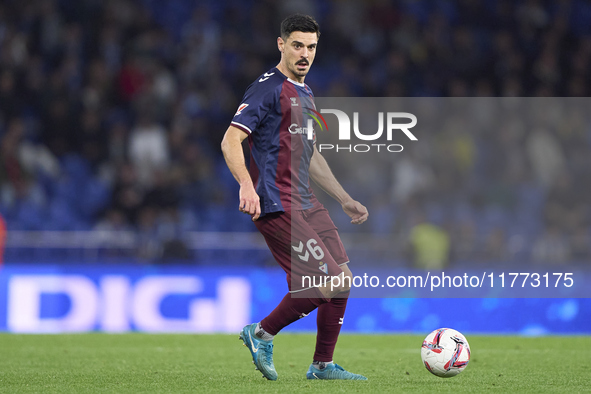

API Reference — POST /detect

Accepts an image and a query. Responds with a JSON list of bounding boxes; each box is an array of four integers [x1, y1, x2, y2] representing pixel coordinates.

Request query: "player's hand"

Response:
[[342, 200, 369, 225], [239, 182, 261, 221]]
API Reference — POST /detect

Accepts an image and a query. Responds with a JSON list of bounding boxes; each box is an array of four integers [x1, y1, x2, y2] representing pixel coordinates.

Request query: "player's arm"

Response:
[[221, 126, 261, 221], [309, 145, 368, 225]]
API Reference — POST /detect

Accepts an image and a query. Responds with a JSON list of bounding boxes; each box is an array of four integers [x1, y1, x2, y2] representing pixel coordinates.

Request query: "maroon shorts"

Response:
[[254, 203, 349, 293]]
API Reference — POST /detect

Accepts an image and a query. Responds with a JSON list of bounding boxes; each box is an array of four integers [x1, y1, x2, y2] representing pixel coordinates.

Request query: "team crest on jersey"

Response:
[[235, 103, 249, 116], [290, 97, 299, 106], [318, 261, 328, 274]]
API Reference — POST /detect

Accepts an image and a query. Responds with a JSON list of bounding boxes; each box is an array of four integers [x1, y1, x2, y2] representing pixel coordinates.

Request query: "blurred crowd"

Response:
[[0, 0, 590, 264], [321, 98, 591, 267]]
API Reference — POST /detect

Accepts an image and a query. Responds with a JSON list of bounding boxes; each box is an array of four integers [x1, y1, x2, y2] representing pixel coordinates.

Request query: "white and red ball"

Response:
[[421, 328, 471, 378]]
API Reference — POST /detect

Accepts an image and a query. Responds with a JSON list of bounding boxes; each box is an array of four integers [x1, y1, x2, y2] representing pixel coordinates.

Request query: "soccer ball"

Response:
[[421, 328, 471, 378]]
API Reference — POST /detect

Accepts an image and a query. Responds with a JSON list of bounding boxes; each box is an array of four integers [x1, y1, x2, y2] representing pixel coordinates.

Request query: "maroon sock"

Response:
[[261, 288, 326, 335], [313, 291, 349, 362]]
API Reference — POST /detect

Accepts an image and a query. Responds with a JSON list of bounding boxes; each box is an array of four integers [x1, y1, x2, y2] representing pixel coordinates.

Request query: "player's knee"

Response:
[[340, 273, 352, 293], [339, 265, 353, 293], [330, 272, 352, 295]]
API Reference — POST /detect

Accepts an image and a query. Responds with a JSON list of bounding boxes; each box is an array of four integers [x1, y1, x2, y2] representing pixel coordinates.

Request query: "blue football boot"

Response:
[[239, 323, 277, 380], [306, 362, 367, 380]]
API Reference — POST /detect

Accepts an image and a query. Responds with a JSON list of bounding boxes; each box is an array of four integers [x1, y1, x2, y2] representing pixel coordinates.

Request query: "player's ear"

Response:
[[277, 37, 284, 53]]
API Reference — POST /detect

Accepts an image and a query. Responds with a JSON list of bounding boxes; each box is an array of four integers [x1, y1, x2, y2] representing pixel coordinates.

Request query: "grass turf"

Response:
[[0, 333, 589, 393]]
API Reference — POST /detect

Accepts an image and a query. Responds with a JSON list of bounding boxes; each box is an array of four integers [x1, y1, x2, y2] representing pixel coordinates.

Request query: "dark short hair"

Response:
[[280, 14, 320, 40]]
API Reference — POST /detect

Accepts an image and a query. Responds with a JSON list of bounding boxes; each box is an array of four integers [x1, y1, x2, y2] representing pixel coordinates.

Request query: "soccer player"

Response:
[[221, 14, 368, 381]]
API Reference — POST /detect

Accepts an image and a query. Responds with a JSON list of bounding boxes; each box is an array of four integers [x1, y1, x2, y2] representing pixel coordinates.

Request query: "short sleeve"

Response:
[[231, 84, 276, 135]]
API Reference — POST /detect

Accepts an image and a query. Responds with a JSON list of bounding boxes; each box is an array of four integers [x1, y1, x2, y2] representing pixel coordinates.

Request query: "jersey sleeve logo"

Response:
[[234, 103, 249, 116], [258, 72, 274, 82]]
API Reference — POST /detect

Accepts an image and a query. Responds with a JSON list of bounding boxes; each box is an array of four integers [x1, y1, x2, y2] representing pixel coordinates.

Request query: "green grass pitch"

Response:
[[0, 333, 589, 393]]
